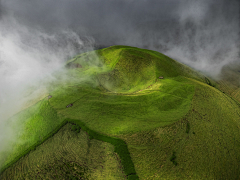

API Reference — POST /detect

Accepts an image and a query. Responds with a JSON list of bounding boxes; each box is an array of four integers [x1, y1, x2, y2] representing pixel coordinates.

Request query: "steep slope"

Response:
[[116, 79, 240, 179], [0, 123, 126, 180], [1, 45, 240, 180], [214, 63, 240, 103]]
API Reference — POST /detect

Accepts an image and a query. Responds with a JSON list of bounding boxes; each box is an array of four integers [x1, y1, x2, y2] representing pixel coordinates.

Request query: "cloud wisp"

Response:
[[3, 0, 239, 80], [0, 13, 97, 167]]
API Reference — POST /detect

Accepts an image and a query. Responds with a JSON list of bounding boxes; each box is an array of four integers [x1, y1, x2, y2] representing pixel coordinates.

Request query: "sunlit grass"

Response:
[[1, 98, 65, 167], [1, 45, 240, 180], [49, 77, 195, 136]]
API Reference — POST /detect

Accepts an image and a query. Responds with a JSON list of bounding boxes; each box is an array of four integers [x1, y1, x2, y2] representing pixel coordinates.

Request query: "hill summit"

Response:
[[1, 46, 240, 180], [66, 45, 210, 93]]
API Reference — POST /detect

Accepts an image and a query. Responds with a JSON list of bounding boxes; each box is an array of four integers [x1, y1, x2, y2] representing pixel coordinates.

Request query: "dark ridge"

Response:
[[0, 118, 139, 180]]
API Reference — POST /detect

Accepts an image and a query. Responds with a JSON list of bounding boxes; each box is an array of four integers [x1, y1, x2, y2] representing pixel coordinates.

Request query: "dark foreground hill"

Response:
[[1, 45, 240, 179]]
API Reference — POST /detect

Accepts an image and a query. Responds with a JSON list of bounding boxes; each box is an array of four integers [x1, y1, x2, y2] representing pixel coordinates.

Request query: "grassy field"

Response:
[[0, 97, 66, 169], [115, 79, 240, 179], [0, 123, 126, 180], [48, 77, 195, 136], [1, 45, 240, 179]]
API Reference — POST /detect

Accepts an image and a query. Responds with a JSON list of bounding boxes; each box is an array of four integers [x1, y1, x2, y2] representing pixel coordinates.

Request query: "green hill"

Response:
[[213, 63, 240, 103], [66, 45, 209, 93], [1, 45, 240, 180]]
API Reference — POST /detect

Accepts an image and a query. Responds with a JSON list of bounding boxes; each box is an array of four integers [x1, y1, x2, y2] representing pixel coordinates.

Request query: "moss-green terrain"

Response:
[[214, 63, 240, 103], [0, 123, 126, 180], [1, 45, 240, 179]]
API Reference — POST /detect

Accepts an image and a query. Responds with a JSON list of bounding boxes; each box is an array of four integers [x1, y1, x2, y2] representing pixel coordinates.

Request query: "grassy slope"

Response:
[[0, 123, 126, 180], [116, 79, 240, 179], [213, 63, 240, 103], [49, 77, 195, 136], [1, 45, 240, 179], [95, 45, 207, 93], [0, 98, 66, 167]]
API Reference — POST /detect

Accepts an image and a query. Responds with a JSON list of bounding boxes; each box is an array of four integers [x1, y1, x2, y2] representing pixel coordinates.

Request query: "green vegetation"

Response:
[[49, 77, 195, 136], [213, 63, 240, 103], [186, 121, 190, 133], [71, 123, 81, 133], [1, 45, 240, 179], [116, 80, 240, 179], [205, 77, 215, 87], [170, 151, 177, 166], [0, 97, 66, 171], [94, 45, 206, 93], [68, 118, 137, 177], [0, 123, 126, 180]]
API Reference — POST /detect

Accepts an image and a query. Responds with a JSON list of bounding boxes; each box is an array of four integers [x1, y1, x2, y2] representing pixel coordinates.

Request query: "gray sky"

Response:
[[1, 0, 239, 77]]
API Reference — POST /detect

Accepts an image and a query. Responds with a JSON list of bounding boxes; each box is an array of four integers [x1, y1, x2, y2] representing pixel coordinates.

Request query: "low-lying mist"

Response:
[[0, 14, 99, 167]]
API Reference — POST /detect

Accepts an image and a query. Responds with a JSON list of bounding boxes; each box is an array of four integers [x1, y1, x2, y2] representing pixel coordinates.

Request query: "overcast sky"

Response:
[[1, 0, 239, 76]]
